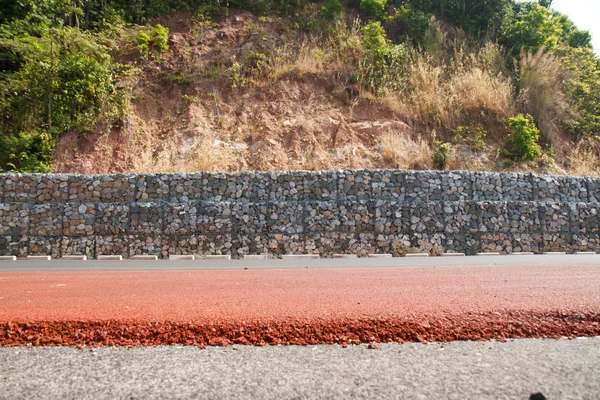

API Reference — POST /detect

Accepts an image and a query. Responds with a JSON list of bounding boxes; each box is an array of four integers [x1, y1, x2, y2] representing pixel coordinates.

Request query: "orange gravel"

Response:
[[1, 264, 600, 347]]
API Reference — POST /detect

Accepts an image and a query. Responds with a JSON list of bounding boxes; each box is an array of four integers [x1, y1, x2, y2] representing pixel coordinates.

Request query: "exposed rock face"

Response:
[[0, 170, 598, 258]]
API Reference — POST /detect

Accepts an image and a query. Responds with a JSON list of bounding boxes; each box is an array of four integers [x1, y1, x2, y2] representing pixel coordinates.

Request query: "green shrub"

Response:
[[359, 22, 411, 94], [360, 0, 387, 19], [135, 24, 169, 59], [453, 126, 487, 153], [321, 0, 342, 19], [501, 114, 542, 161], [362, 21, 389, 53], [433, 140, 451, 169]]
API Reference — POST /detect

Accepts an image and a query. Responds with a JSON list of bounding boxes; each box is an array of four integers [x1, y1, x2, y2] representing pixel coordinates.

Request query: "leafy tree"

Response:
[[360, 0, 388, 19]]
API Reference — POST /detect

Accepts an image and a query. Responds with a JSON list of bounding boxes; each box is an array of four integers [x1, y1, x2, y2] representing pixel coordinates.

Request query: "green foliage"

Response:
[[166, 69, 194, 85], [453, 126, 487, 152], [433, 140, 451, 169], [362, 21, 389, 52], [0, 26, 125, 172], [387, 5, 430, 45], [228, 50, 272, 89], [359, 21, 412, 93], [502, 114, 542, 161], [320, 0, 342, 20], [360, 0, 387, 19], [554, 46, 600, 139], [135, 24, 169, 59], [502, 3, 592, 58]]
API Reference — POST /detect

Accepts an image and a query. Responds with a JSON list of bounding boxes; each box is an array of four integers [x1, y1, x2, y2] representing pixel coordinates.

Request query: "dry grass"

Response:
[[567, 140, 600, 177], [381, 133, 433, 169], [388, 55, 514, 130], [518, 47, 572, 151], [132, 135, 242, 173]]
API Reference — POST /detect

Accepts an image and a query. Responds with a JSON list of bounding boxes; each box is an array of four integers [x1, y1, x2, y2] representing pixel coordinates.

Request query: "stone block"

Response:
[[502, 172, 534, 201], [196, 201, 234, 234], [205, 171, 271, 202], [128, 235, 162, 258], [28, 236, 61, 258], [267, 233, 306, 255], [272, 170, 336, 201], [33, 175, 69, 203], [165, 235, 206, 257], [339, 201, 375, 233], [507, 201, 540, 233], [406, 201, 445, 234], [372, 200, 406, 234], [542, 233, 572, 253], [3, 174, 37, 203], [443, 201, 479, 234], [404, 171, 444, 202], [571, 202, 599, 234], [538, 203, 571, 234], [67, 175, 101, 202], [443, 233, 478, 256], [62, 203, 96, 236], [231, 202, 269, 234], [0, 203, 29, 235], [304, 201, 341, 233], [267, 202, 304, 234], [140, 174, 170, 202], [472, 172, 503, 201], [95, 235, 128, 257], [439, 171, 473, 201], [164, 203, 197, 235], [95, 203, 129, 235], [0, 235, 28, 257], [61, 236, 95, 257], [30, 204, 63, 236], [99, 175, 136, 203], [128, 203, 163, 235], [572, 234, 600, 253], [338, 170, 404, 201]]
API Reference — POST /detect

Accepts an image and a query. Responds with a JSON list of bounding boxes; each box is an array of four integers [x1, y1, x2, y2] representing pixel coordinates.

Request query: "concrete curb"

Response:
[[0, 256, 17, 261], [368, 254, 393, 258], [131, 255, 159, 261], [97, 255, 123, 261], [281, 255, 320, 260], [405, 253, 429, 258], [27, 256, 51, 261], [333, 254, 358, 259], [61, 255, 87, 261], [442, 253, 466, 257], [169, 255, 195, 260], [243, 255, 270, 260], [205, 255, 232, 260]]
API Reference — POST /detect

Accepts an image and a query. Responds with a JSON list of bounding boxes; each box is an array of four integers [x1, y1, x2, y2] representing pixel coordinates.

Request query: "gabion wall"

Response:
[[0, 170, 598, 258]]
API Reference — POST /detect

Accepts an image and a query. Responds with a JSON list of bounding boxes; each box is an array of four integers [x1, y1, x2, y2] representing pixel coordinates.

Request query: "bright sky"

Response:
[[551, 0, 600, 53]]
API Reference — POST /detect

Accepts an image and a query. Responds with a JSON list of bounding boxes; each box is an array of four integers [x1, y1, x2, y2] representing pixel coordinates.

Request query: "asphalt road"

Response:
[[1, 338, 599, 400], [1, 254, 600, 271]]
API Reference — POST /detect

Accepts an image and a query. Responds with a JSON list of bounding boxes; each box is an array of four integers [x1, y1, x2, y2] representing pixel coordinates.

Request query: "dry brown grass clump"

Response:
[[381, 133, 433, 169], [518, 47, 572, 151]]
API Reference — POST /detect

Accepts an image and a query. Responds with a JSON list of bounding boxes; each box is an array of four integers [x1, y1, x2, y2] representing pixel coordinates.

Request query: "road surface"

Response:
[[1, 339, 599, 400]]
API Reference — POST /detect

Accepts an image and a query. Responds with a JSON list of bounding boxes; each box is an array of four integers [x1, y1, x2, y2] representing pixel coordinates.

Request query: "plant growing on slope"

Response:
[[360, 0, 387, 19], [433, 140, 451, 169], [321, 0, 342, 20], [501, 114, 542, 161]]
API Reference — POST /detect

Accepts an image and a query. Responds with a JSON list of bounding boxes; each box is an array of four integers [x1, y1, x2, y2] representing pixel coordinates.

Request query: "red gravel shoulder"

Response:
[[1, 264, 600, 346]]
